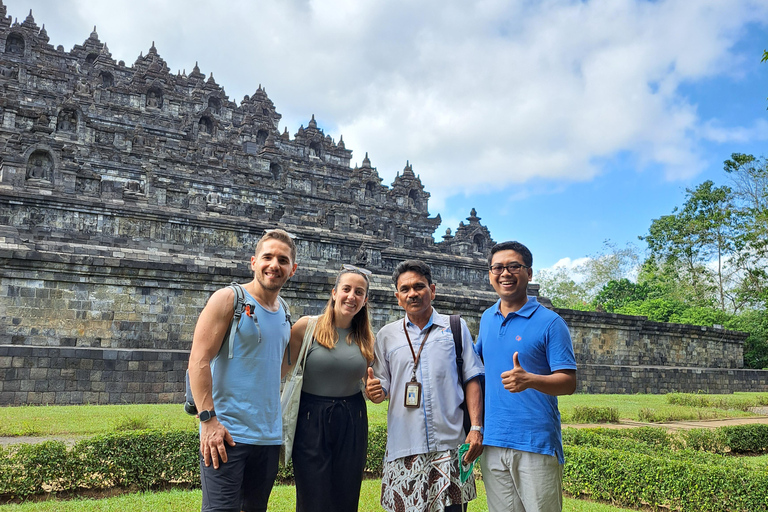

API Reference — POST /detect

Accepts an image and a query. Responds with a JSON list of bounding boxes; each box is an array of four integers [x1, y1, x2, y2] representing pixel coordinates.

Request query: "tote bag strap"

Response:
[[290, 316, 317, 380]]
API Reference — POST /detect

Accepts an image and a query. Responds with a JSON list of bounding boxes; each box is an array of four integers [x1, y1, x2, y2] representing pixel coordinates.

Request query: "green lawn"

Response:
[[0, 481, 636, 512], [1, 392, 764, 438], [559, 392, 763, 422], [1, 393, 766, 511]]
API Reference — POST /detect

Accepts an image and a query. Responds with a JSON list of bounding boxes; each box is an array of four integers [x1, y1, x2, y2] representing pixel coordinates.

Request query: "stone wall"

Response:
[[560, 310, 747, 369], [576, 365, 768, 394], [0, 250, 496, 405], [0, 1, 766, 405]]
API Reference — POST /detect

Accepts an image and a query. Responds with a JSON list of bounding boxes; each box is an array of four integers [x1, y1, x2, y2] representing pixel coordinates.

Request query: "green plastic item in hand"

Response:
[[457, 443, 475, 483]]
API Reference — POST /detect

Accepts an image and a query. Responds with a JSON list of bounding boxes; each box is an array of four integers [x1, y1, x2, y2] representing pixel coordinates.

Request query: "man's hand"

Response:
[[501, 352, 530, 393], [200, 418, 236, 469], [463, 430, 483, 463], [365, 367, 386, 403]]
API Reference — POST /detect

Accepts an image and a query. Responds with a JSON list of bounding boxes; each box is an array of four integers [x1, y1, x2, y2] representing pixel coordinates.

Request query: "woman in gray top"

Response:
[[286, 265, 375, 512]]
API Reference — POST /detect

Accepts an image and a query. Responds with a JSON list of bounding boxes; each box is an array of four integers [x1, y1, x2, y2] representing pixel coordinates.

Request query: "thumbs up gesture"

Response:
[[365, 367, 386, 404], [501, 351, 530, 393]]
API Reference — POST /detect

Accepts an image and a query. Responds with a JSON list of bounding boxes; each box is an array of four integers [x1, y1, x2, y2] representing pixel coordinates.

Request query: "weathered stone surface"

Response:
[[0, 2, 763, 404]]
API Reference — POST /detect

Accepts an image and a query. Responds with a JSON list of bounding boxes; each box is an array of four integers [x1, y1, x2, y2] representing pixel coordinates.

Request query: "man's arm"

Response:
[[501, 352, 577, 395], [188, 287, 236, 469], [462, 376, 484, 463]]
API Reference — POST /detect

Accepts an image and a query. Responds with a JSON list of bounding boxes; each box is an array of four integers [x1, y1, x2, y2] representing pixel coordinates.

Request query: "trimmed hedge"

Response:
[[0, 425, 389, 499], [562, 425, 768, 511], [564, 445, 768, 511], [571, 406, 619, 423], [2, 423, 767, 505], [722, 424, 768, 453]]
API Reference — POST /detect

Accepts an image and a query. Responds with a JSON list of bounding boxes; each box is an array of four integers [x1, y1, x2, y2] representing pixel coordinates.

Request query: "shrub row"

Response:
[[0, 425, 390, 499], [0, 430, 200, 498], [667, 392, 768, 411], [563, 424, 768, 455], [564, 445, 768, 511], [569, 406, 619, 423], [2, 424, 766, 501]]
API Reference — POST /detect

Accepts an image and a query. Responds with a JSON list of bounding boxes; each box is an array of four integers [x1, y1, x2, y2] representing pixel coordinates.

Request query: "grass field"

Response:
[[1, 393, 766, 511], [0, 481, 637, 512], [1, 392, 764, 438]]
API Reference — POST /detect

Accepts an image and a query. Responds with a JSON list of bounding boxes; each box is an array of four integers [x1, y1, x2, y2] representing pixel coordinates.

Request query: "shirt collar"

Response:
[[404, 308, 445, 331], [493, 296, 540, 319]]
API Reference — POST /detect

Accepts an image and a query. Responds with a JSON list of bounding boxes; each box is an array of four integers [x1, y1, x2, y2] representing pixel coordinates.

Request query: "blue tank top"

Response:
[[210, 288, 290, 445]]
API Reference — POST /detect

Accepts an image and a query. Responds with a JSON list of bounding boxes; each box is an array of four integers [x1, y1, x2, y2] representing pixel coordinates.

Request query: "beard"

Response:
[[255, 271, 287, 291]]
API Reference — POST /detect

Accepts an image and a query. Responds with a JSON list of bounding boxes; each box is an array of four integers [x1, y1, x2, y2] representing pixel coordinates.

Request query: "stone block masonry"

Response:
[[0, 345, 189, 405], [0, 1, 765, 404]]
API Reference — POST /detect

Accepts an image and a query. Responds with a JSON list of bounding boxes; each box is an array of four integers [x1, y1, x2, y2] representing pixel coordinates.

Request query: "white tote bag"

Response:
[[280, 316, 316, 466]]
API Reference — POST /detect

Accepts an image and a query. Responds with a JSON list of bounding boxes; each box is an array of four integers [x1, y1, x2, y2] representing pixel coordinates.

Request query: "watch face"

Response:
[[200, 410, 214, 422]]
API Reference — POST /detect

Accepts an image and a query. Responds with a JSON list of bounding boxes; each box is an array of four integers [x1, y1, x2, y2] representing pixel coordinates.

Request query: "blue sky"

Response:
[[5, 0, 768, 272]]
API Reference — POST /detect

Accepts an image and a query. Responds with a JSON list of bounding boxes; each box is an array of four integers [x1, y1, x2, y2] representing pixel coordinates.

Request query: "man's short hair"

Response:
[[256, 228, 297, 263], [392, 259, 433, 286], [488, 241, 533, 268]]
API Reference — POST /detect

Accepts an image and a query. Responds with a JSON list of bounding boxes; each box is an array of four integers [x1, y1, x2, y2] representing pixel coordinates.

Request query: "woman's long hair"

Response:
[[313, 269, 375, 363]]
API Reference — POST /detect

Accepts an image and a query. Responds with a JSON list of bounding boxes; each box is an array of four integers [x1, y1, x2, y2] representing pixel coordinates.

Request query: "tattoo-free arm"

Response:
[[189, 287, 236, 469], [462, 376, 484, 463]]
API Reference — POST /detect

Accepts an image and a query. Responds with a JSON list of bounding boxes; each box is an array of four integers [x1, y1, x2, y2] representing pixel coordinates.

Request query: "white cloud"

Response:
[[700, 118, 768, 144], [8, 0, 768, 198]]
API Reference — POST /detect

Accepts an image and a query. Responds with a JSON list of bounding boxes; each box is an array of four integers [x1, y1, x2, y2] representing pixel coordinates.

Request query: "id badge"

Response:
[[404, 380, 422, 408]]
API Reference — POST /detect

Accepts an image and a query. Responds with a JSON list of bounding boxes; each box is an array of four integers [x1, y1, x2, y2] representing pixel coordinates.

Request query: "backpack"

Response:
[[450, 314, 484, 434], [184, 282, 292, 415]]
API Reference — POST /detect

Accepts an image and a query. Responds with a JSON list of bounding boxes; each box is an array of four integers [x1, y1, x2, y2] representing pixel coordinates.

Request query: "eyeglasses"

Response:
[[342, 264, 372, 276], [489, 263, 530, 275]]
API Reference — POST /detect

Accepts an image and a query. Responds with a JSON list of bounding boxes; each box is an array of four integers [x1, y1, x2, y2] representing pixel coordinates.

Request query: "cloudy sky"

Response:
[[5, 0, 768, 271]]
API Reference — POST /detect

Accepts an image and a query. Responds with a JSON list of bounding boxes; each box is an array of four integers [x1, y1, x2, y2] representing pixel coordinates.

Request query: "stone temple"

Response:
[[0, 3, 764, 405]]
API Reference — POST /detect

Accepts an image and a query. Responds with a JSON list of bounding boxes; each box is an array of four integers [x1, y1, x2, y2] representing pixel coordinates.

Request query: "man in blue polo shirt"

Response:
[[474, 241, 577, 512]]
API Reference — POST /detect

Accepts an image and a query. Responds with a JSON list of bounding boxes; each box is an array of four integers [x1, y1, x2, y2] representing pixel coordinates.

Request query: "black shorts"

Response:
[[200, 443, 280, 512]]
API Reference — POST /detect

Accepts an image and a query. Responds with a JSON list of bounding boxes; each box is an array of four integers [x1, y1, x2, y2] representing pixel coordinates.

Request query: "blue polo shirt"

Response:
[[474, 296, 576, 463]]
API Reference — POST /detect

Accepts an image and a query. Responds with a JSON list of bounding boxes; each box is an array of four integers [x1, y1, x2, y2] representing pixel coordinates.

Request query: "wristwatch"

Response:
[[199, 410, 217, 422], [470, 425, 484, 434]]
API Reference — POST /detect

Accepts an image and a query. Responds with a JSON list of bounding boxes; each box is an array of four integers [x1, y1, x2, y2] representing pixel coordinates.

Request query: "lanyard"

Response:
[[403, 320, 435, 381]]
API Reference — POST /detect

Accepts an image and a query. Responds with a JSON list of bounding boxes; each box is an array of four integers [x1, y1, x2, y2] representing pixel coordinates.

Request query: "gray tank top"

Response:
[[302, 327, 368, 397]]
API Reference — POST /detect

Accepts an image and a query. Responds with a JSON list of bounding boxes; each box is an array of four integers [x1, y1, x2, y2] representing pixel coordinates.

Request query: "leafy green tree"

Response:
[[593, 278, 651, 312], [669, 306, 730, 327], [536, 241, 639, 310], [640, 180, 738, 312], [535, 266, 592, 310], [614, 297, 688, 323], [724, 153, 768, 308], [726, 310, 768, 369]]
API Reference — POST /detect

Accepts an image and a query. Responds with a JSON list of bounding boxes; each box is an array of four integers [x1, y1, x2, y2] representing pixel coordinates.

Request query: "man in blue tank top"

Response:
[[475, 241, 577, 512], [188, 228, 297, 512]]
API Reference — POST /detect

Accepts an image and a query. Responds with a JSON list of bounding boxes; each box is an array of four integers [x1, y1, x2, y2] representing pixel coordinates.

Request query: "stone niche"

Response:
[[0, 5, 762, 405]]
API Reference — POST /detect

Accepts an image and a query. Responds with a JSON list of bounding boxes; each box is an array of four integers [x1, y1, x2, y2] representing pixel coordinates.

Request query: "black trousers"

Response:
[[199, 443, 279, 512], [292, 391, 368, 512]]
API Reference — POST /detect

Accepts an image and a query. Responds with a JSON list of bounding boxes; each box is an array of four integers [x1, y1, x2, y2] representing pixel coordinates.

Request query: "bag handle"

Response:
[[288, 316, 317, 381]]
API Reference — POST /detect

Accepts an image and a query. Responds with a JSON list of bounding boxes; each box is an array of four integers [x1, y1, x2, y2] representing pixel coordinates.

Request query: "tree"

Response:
[[724, 153, 768, 308], [535, 241, 640, 310], [593, 278, 651, 312], [535, 266, 591, 310], [640, 180, 739, 312]]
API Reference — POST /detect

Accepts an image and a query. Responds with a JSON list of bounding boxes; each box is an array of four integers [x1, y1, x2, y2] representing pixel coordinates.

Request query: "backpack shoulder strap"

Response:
[[450, 314, 463, 383], [227, 283, 246, 359], [278, 296, 292, 326], [278, 295, 293, 365]]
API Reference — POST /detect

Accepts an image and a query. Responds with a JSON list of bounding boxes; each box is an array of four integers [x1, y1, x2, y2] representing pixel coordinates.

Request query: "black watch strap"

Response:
[[199, 410, 216, 422]]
